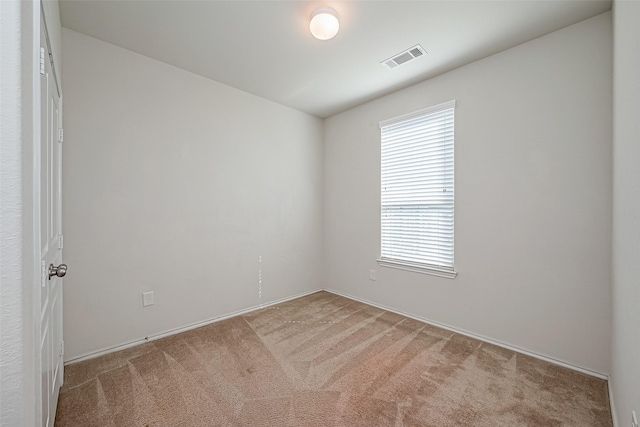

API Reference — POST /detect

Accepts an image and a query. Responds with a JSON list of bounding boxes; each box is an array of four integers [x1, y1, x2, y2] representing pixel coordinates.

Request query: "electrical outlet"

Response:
[[142, 291, 154, 307], [369, 270, 376, 281], [632, 410, 638, 427]]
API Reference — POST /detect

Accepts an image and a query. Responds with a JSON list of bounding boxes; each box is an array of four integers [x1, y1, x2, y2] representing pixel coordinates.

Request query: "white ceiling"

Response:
[[60, 0, 611, 118]]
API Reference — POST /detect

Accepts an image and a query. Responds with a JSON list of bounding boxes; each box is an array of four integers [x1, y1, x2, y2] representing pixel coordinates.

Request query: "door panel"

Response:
[[40, 18, 64, 427], [40, 327, 49, 427]]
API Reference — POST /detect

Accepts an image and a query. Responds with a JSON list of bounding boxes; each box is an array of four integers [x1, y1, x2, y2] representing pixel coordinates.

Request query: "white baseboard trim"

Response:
[[608, 377, 619, 427], [64, 286, 616, 423], [64, 288, 323, 365], [65, 286, 610, 384], [324, 288, 609, 381]]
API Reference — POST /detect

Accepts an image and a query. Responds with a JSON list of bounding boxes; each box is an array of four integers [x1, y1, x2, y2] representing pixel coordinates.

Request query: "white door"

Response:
[[40, 20, 64, 427]]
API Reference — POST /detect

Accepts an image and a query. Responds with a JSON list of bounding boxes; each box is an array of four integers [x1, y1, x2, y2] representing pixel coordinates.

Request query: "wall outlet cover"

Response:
[[142, 291, 154, 307]]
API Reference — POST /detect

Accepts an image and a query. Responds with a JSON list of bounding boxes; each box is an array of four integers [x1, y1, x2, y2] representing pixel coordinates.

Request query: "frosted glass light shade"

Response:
[[310, 8, 339, 40]]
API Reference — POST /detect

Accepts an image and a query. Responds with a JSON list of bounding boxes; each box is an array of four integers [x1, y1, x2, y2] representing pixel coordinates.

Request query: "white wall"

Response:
[[611, 0, 640, 424], [324, 13, 612, 374], [61, 29, 324, 360], [1, 3, 31, 424]]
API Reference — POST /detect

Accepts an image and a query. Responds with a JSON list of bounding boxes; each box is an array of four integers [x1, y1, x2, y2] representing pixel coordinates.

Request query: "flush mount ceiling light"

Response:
[[309, 7, 339, 40]]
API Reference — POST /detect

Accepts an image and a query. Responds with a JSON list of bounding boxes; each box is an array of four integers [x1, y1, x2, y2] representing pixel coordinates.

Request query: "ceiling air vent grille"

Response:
[[381, 44, 427, 70]]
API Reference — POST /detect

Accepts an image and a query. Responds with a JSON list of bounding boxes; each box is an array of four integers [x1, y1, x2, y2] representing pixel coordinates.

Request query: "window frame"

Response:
[[376, 100, 458, 279]]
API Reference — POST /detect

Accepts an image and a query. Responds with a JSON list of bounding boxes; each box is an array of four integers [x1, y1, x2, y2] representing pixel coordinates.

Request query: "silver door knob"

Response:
[[48, 263, 67, 279]]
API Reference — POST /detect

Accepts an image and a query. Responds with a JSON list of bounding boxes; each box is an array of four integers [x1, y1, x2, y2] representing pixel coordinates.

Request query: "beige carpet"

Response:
[[55, 291, 612, 426]]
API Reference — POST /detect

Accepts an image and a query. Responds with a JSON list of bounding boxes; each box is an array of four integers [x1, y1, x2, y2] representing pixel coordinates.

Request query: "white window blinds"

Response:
[[380, 100, 455, 271]]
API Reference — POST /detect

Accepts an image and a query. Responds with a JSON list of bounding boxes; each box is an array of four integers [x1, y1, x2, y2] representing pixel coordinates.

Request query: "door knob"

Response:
[[48, 263, 67, 279]]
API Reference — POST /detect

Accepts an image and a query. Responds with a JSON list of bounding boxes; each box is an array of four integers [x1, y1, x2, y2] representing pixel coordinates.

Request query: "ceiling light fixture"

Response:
[[309, 7, 339, 40]]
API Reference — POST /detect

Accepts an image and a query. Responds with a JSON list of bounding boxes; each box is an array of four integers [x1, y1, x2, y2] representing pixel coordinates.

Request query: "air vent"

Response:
[[381, 44, 427, 70]]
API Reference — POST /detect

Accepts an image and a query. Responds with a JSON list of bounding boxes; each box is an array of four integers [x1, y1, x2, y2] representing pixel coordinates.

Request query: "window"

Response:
[[377, 100, 457, 279]]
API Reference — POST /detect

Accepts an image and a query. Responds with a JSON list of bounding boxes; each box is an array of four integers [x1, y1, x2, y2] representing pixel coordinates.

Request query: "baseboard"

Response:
[[65, 286, 609, 383], [324, 288, 609, 381], [609, 377, 619, 427], [64, 288, 323, 365]]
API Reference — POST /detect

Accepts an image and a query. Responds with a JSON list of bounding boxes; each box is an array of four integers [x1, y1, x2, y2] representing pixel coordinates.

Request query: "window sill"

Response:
[[376, 258, 458, 279]]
